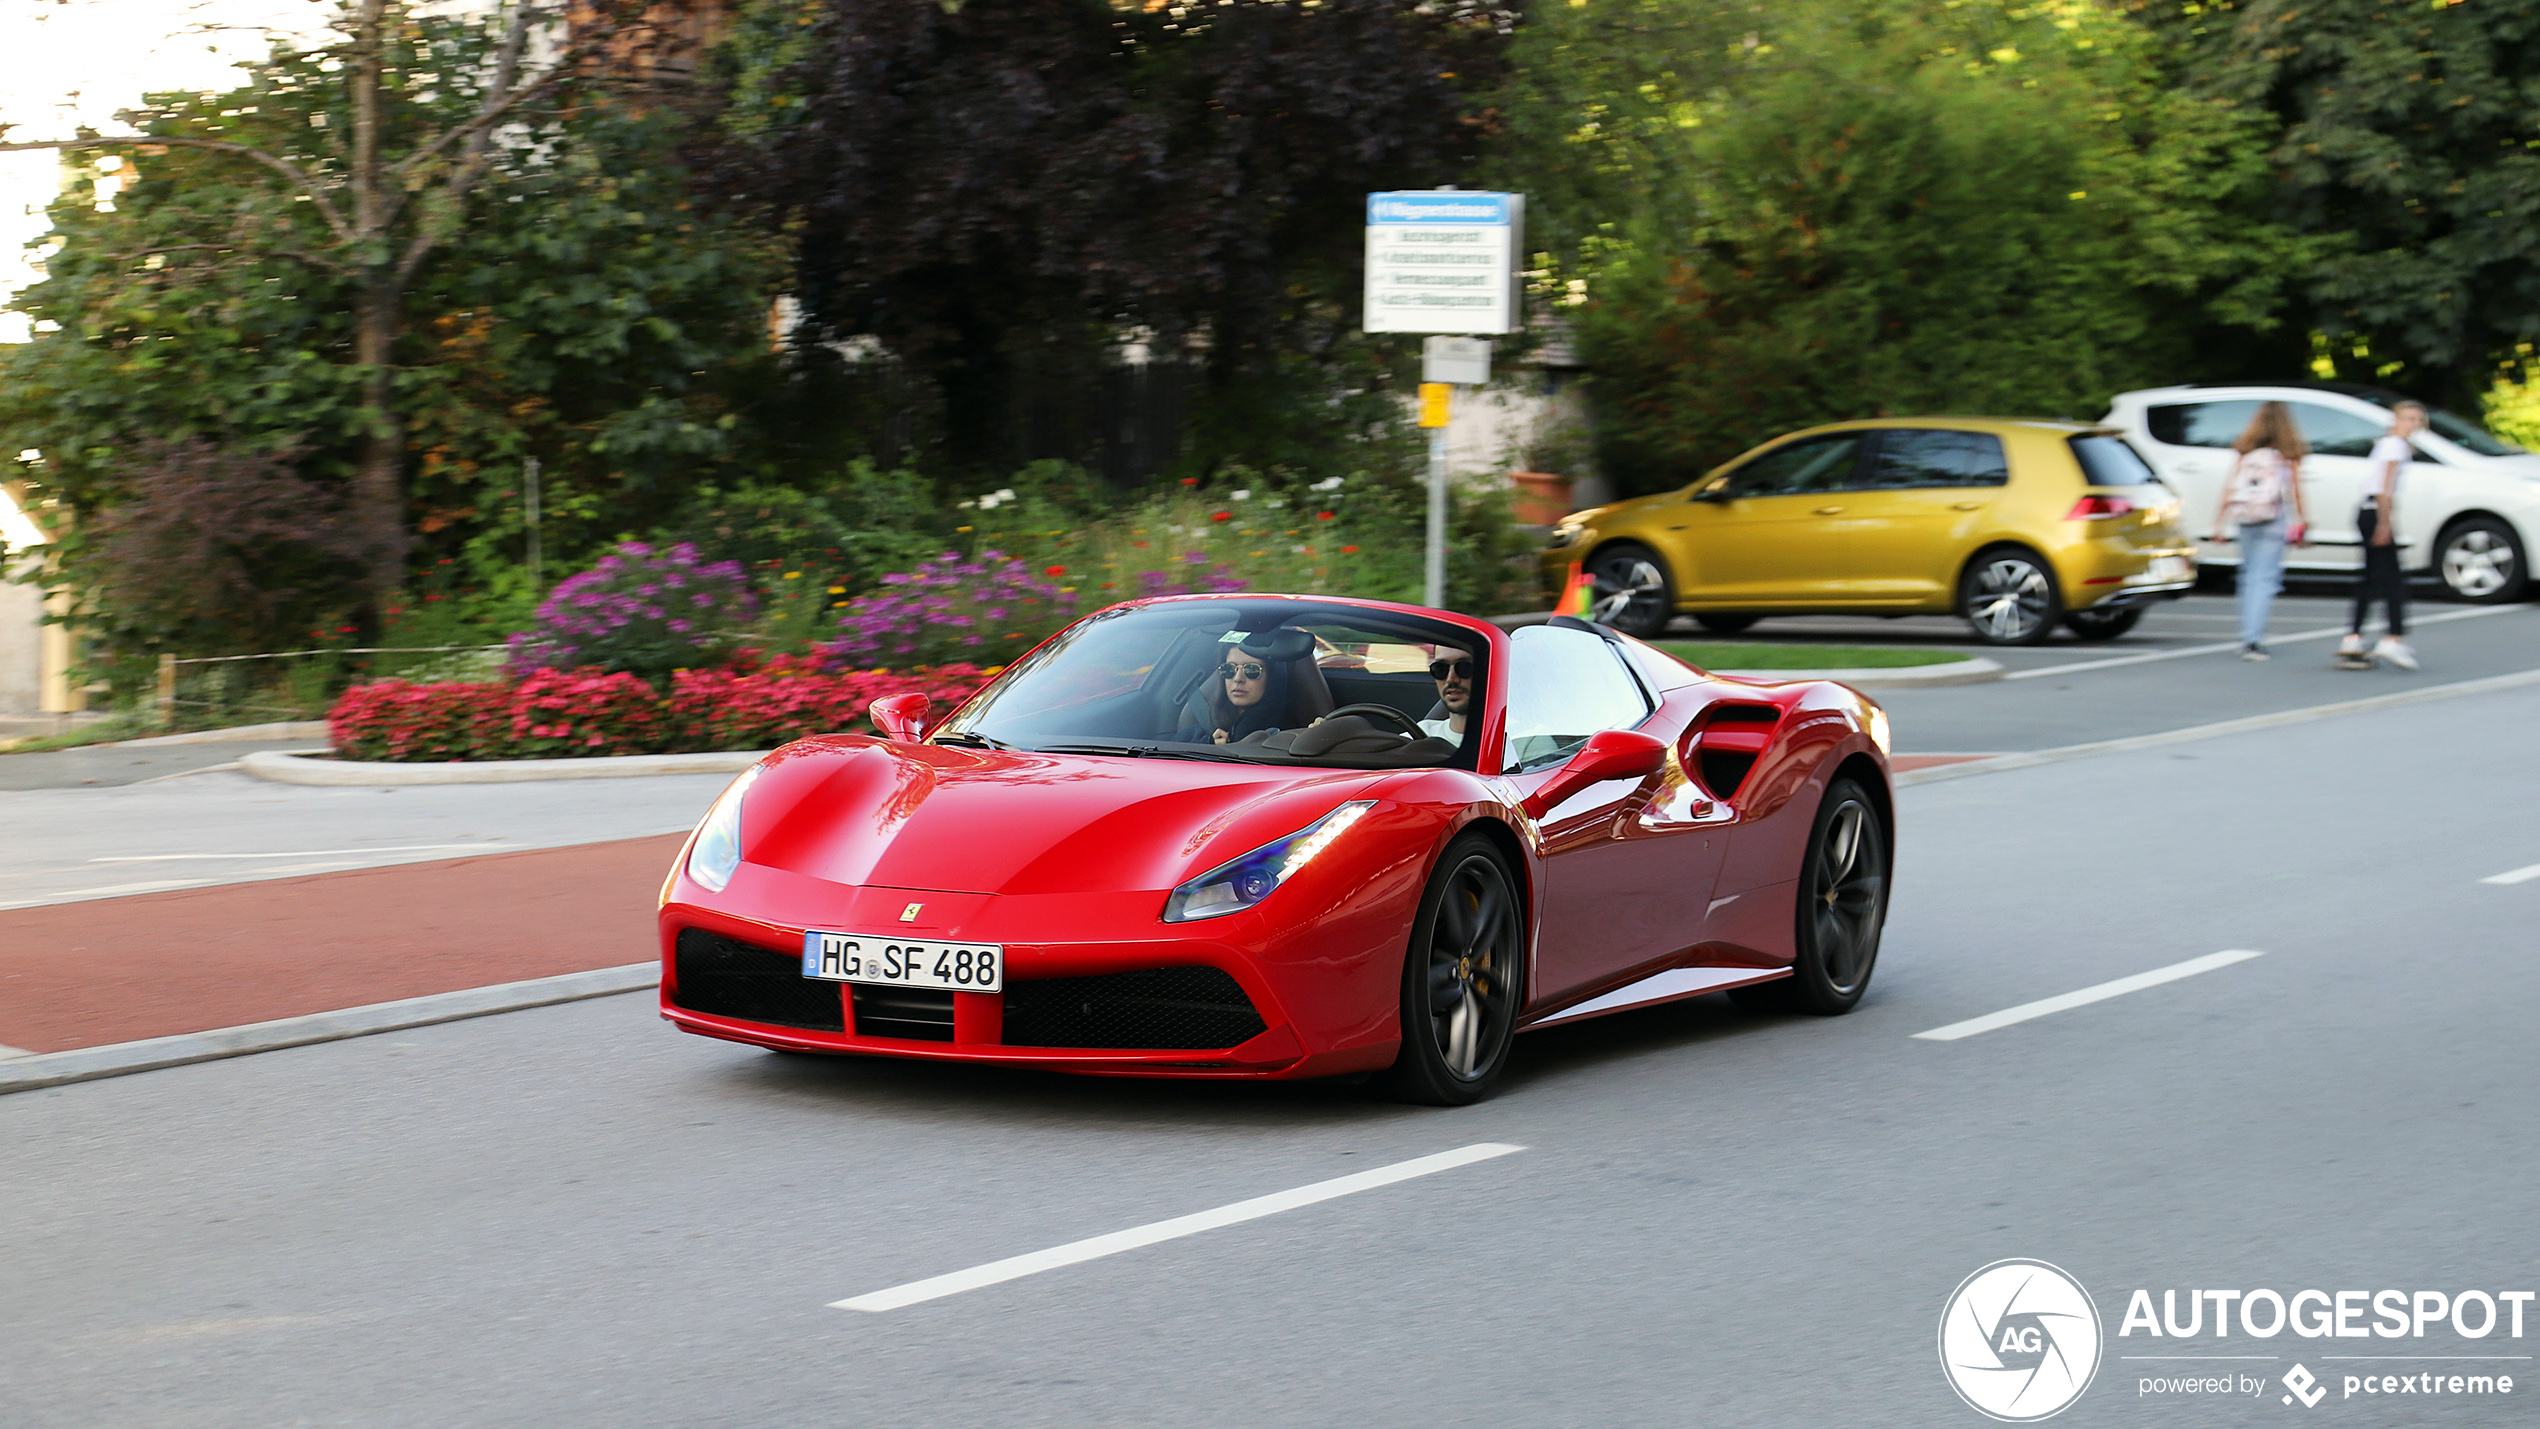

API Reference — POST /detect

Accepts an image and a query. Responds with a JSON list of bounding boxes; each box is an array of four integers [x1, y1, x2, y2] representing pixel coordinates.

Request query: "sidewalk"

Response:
[[0, 833, 680, 1055]]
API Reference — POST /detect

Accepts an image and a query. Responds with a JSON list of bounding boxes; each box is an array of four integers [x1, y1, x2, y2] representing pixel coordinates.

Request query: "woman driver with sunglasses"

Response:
[[1418, 645, 1473, 747]]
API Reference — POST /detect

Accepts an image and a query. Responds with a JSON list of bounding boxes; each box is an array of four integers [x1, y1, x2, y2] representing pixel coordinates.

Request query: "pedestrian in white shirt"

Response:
[[2209, 401, 2310, 660], [2338, 401, 2422, 671]]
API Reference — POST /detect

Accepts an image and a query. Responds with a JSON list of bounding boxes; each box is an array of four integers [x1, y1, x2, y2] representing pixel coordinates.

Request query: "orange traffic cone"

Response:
[[1554, 561, 1595, 618]]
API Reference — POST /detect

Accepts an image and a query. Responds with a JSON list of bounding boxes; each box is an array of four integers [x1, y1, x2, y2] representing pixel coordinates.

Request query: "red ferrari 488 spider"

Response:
[[660, 595, 1892, 1103]]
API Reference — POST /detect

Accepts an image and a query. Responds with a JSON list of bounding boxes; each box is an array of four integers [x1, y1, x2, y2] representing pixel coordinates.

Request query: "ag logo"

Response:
[[1939, 1259, 2103, 1421]]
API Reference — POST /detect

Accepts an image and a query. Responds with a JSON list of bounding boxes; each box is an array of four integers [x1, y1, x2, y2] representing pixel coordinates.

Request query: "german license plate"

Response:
[[802, 931, 1003, 992], [2142, 555, 2192, 583]]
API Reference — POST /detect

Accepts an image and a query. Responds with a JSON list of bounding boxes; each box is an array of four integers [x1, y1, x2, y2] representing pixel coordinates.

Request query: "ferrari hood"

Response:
[[740, 737, 1382, 897]]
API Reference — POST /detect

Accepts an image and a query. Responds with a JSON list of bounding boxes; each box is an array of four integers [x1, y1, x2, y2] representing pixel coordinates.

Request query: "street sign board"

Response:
[[1421, 336, 1492, 386], [1363, 191, 1524, 334], [1416, 383, 1453, 428]]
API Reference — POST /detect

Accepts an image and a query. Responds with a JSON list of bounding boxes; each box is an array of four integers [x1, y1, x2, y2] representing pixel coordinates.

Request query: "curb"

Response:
[[1894, 665, 2540, 788], [108, 720, 334, 748], [0, 963, 659, 1095], [242, 748, 767, 786], [1714, 658, 2001, 690]]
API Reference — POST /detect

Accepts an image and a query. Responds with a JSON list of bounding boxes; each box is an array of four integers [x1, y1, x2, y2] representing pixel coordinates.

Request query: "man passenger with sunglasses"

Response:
[[1418, 645, 1473, 747]]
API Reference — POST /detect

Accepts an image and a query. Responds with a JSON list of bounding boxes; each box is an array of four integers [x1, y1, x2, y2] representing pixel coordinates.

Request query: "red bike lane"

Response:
[[0, 833, 684, 1055]]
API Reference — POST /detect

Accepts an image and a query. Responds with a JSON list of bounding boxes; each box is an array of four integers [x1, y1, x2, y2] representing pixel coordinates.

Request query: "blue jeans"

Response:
[[2237, 514, 2289, 647]]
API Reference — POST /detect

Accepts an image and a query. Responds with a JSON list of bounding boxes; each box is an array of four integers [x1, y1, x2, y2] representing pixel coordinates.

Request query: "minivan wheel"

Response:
[[2436, 516, 2527, 604], [1958, 548, 2062, 646], [1588, 543, 1676, 638]]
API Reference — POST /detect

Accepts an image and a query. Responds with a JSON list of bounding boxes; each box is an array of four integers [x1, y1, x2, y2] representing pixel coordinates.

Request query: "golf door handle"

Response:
[[1812, 505, 1845, 515]]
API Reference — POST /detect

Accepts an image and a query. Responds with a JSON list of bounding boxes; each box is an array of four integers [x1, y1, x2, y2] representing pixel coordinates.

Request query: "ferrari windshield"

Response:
[[932, 599, 1486, 769]]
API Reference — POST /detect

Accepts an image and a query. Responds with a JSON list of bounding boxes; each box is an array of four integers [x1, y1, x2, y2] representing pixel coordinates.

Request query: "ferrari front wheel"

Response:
[[1382, 836, 1525, 1105]]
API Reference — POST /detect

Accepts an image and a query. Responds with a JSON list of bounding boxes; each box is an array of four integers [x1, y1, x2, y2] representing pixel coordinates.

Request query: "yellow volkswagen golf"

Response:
[[1540, 418, 2196, 645]]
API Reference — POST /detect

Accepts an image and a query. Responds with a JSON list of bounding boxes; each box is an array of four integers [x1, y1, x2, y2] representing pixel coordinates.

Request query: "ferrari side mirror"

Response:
[[1521, 727, 1668, 819], [868, 692, 932, 743]]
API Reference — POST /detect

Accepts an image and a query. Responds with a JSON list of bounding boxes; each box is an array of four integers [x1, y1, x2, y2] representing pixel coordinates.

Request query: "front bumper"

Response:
[[659, 860, 1420, 1080]]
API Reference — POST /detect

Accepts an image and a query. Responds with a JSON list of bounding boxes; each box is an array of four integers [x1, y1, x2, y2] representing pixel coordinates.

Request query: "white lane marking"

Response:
[[2483, 862, 2540, 886], [2005, 604, 2521, 681], [90, 843, 499, 863], [831, 1143, 1526, 1313], [0, 879, 214, 910], [1912, 950, 2265, 1042]]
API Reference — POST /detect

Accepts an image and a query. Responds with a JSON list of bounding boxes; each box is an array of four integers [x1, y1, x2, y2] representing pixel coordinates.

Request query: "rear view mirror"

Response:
[[1689, 481, 1732, 504], [868, 692, 932, 743], [1521, 728, 1668, 819]]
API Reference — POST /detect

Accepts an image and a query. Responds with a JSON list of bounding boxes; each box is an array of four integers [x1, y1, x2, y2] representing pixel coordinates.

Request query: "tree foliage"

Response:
[[0, 3, 786, 661], [2132, 0, 2540, 406], [697, 0, 1515, 476], [1530, 0, 2314, 493]]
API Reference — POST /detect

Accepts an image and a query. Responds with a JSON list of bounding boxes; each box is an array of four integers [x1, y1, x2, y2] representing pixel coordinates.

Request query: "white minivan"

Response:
[[2102, 382, 2534, 603]]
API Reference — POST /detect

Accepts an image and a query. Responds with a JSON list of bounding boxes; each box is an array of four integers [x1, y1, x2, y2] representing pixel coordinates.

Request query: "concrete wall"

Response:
[[0, 553, 45, 717]]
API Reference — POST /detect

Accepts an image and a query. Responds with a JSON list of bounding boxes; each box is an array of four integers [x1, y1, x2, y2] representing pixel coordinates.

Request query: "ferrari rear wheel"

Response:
[[1382, 836, 1525, 1106], [1731, 778, 1888, 1016]]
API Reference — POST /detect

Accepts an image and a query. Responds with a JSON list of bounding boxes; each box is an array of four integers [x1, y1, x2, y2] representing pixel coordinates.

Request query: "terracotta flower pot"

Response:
[[1508, 471, 1575, 527]]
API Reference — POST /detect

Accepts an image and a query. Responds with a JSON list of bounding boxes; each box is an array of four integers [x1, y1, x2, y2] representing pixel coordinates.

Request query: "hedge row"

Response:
[[328, 665, 995, 762]]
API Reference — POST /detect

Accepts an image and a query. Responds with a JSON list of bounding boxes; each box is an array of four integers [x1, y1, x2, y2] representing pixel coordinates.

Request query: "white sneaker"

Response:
[[2241, 644, 2269, 661], [2374, 637, 2418, 671], [2337, 633, 2368, 660]]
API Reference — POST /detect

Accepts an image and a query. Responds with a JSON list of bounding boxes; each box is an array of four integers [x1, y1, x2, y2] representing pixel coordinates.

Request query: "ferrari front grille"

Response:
[[670, 929, 844, 1032], [850, 984, 956, 1042], [1002, 966, 1267, 1051]]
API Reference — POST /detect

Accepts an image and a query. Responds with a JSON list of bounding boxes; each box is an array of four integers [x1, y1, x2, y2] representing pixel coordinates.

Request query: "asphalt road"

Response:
[[5, 678, 2534, 1426], [0, 770, 732, 909]]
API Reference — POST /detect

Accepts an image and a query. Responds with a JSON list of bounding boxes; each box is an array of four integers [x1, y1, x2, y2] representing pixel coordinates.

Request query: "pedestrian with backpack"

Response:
[[2336, 401, 2423, 672], [2209, 401, 2310, 660]]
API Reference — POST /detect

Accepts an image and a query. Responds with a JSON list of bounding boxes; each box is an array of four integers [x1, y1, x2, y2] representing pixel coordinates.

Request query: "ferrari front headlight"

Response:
[[685, 765, 761, 893], [1163, 800, 1374, 923]]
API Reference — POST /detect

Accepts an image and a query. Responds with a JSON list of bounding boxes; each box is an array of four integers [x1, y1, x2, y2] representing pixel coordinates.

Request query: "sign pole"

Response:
[[1425, 418, 1450, 608]]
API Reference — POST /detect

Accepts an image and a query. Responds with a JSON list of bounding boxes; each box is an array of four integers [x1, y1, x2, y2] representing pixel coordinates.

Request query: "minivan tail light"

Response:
[[2067, 495, 2135, 520]]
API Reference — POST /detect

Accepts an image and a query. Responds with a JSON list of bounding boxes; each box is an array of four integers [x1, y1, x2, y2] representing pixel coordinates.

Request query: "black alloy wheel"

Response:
[[1588, 544, 1675, 639], [1731, 778, 1888, 1016], [1957, 548, 2062, 646], [1383, 836, 1526, 1105], [2061, 604, 2143, 642], [2435, 516, 2527, 604], [1695, 612, 1761, 635]]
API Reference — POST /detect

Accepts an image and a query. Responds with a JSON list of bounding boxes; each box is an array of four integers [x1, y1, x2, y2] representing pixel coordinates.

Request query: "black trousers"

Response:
[[2352, 505, 2406, 637]]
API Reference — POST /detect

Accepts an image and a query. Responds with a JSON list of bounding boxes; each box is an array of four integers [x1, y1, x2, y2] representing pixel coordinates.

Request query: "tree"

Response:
[[1530, 0, 2313, 493], [0, 0, 663, 607], [1, 0, 788, 654], [697, 0, 1515, 477], [2130, 0, 2540, 406]]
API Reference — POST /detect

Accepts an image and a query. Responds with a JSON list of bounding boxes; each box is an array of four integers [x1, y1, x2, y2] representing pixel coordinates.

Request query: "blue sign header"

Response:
[[1366, 191, 1515, 225]]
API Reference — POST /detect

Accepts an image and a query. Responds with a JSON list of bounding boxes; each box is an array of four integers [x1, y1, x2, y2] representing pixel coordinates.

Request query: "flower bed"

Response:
[[329, 664, 994, 762]]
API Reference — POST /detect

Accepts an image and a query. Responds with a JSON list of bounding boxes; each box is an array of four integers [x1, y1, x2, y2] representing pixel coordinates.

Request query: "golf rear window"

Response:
[[2069, 434, 2163, 487]]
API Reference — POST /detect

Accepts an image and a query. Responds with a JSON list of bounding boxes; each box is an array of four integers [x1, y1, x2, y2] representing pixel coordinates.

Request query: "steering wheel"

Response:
[[1319, 702, 1427, 740]]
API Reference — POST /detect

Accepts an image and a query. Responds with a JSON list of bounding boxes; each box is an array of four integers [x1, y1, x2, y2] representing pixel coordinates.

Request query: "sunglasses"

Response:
[[1427, 658, 1473, 681], [1217, 662, 1268, 681]]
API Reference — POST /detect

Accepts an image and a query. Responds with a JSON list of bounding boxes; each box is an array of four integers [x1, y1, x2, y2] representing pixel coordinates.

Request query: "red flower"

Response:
[[1179, 476, 1199, 486], [1340, 545, 1360, 554], [1316, 511, 1335, 521], [1211, 511, 1231, 523], [1045, 564, 1065, 577]]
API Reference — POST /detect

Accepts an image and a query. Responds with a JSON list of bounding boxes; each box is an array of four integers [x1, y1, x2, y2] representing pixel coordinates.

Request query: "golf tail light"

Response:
[[685, 765, 761, 893], [1164, 800, 1375, 923], [2067, 495, 2135, 520]]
